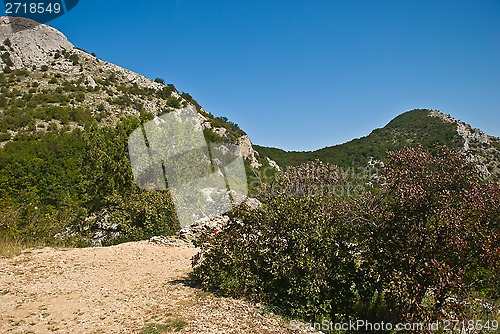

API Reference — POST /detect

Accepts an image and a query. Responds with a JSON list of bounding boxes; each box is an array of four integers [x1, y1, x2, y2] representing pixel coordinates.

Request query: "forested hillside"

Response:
[[0, 17, 257, 246], [255, 109, 500, 182]]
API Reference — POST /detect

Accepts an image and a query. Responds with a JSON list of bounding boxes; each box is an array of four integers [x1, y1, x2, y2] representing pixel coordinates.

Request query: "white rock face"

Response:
[[429, 110, 499, 178], [430, 110, 491, 151], [266, 157, 281, 171], [0, 16, 165, 91], [0, 16, 73, 69], [238, 134, 262, 168]]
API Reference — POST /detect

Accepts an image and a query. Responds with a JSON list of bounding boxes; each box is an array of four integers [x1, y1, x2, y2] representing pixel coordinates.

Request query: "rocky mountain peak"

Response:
[[0, 16, 73, 69], [0, 16, 278, 171]]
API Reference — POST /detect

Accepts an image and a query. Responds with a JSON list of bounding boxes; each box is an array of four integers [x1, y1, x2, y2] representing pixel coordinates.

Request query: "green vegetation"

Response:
[[0, 115, 180, 245], [1, 52, 13, 67], [193, 145, 499, 327], [1, 56, 497, 328], [141, 318, 186, 334], [255, 109, 462, 169], [0, 67, 250, 247]]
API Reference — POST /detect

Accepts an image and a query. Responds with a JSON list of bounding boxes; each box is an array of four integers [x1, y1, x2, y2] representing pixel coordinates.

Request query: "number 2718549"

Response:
[[5, 2, 62, 15]]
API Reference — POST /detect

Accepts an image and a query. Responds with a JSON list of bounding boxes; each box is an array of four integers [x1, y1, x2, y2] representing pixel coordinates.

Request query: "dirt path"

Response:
[[0, 239, 299, 333]]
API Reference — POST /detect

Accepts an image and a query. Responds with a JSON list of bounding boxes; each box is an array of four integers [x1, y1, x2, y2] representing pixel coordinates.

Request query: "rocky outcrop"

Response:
[[0, 16, 164, 91], [177, 197, 262, 243], [237, 135, 262, 168], [179, 215, 230, 242], [0, 16, 72, 69], [429, 110, 500, 180]]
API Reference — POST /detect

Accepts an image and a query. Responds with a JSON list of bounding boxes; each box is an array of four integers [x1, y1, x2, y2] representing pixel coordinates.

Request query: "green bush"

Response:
[[1, 52, 13, 67], [192, 161, 368, 323], [85, 191, 179, 245], [192, 145, 499, 326], [0, 132, 10, 141], [154, 77, 165, 84], [69, 53, 79, 65]]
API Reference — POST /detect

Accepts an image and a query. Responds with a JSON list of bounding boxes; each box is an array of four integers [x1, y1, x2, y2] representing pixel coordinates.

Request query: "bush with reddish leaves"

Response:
[[192, 145, 499, 328]]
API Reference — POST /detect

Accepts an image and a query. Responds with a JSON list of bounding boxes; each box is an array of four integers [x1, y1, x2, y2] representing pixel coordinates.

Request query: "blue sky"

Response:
[[5, 0, 500, 151]]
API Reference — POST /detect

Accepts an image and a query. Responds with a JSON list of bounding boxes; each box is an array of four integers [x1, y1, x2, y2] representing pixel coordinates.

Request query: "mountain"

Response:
[[0, 16, 264, 165], [0, 16, 276, 245], [255, 109, 500, 182], [1, 17, 498, 246]]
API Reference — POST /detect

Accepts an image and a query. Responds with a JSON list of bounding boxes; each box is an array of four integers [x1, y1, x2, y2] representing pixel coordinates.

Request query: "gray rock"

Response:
[[179, 215, 230, 242]]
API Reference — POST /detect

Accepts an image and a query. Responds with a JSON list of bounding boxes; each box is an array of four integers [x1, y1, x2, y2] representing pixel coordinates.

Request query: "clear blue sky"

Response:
[[6, 0, 500, 151]]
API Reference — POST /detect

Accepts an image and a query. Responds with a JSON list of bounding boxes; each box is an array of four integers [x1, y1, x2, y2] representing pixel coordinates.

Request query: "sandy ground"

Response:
[[0, 239, 301, 333]]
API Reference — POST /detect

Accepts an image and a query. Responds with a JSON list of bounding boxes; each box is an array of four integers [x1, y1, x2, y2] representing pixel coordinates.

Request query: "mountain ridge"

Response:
[[0, 16, 269, 170], [0, 17, 498, 247], [2, 17, 497, 182], [254, 109, 500, 182]]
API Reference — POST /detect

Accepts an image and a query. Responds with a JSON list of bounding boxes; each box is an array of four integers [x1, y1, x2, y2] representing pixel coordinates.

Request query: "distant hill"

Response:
[[254, 109, 500, 182]]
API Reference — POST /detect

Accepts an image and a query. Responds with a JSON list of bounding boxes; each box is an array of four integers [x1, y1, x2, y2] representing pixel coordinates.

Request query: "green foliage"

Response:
[[193, 161, 368, 323], [0, 132, 10, 141], [154, 77, 165, 84], [192, 145, 499, 326], [180, 92, 202, 111], [40, 64, 49, 72], [1, 52, 13, 67], [108, 94, 134, 107], [85, 191, 179, 246], [156, 84, 177, 100], [81, 116, 141, 209], [208, 114, 245, 140], [141, 317, 187, 334], [193, 196, 362, 323], [255, 109, 462, 169], [166, 96, 181, 108], [0, 115, 179, 245], [0, 94, 7, 108], [202, 128, 223, 143]]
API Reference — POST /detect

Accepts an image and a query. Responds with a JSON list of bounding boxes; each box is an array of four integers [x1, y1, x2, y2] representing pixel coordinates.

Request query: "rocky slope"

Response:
[[256, 109, 500, 182], [429, 110, 500, 178], [0, 16, 274, 170]]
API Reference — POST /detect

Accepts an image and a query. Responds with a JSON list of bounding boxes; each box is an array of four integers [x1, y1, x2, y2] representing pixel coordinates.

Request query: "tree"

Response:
[[360, 144, 499, 324], [154, 77, 165, 85]]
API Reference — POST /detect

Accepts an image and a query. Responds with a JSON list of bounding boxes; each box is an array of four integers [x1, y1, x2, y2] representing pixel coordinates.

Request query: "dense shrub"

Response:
[[1, 52, 13, 67], [359, 145, 499, 324], [192, 145, 499, 328], [192, 195, 363, 323], [83, 191, 179, 245], [0, 115, 180, 245], [192, 160, 371, 323]]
